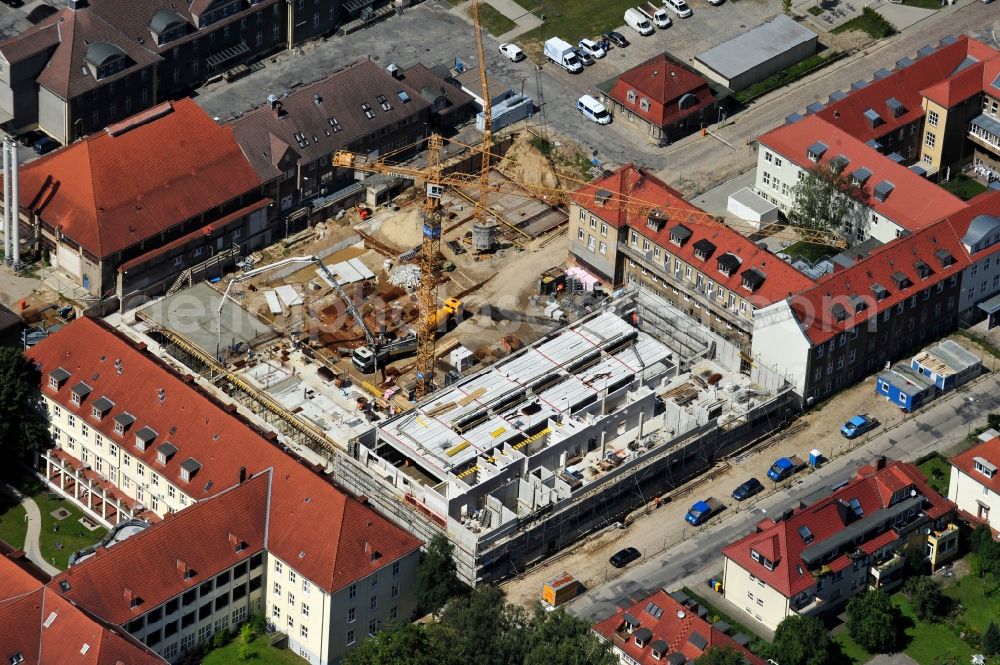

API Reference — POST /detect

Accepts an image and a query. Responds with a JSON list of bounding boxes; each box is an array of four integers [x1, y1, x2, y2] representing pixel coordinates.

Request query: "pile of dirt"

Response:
[[367, 206, 423, 251], [498, 132, 561, 190]]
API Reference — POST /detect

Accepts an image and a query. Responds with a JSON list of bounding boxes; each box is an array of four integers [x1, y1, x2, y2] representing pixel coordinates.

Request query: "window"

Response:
[[599, 242, 607, 255], [577, 228, 585, 241], [589, 216, 596, 229], [275, 560, 283, 575], [348, 607, 356, 623], [924, 132, 936, 148], [370, 596, 378, 610], [392, 583, 399, 598], [303, 580, 310, 594], [390, 606, 398, 620], [600, 223, 608, 236], [289, 570, 297, 584], [775, 157, 783, 167], [302, 603, 309, 617], [68, 414, 76, 428], [300, 625, 308, 639], [349, 584, 357, 599], [272, 605, 281, 619], [927, 110, 938, 127], [762, 171, 771, 187], [273, 581, 281, 595], [368, 619, 378, 636], [346, 630, 355, 645], [764, 151, 772, 163], [627, 90, 636, 103], [287, 615, 294, 629]]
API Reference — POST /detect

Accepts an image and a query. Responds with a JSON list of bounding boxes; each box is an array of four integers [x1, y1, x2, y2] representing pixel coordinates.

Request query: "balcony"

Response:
[[969, 115, 1000, 155], [790, 594, 824, 615], [872, 552, 904, 576], [869, 552, 905, 590]]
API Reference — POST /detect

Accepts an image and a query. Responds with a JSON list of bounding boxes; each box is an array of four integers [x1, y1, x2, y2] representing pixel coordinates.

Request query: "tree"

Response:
[[846, 589, 899, 653], [789, 164, 868, 238], [971, 524, 994, 554], [0, 348, 51, 464], [975, 538, 1000, 579], [414, 534, 465, 615], [769, 615, 834, 665], [903, 576, 944, 622], [237, 624, 255, 661], [342, 623, 450, 665], [694, 646, 749, 665], [438, 585, 528, 665], [522, 606, 617, 665], [982, 622, 1000, 655]]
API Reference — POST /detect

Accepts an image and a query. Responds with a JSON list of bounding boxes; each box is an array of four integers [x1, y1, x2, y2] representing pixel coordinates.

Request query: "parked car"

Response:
[[841, 414, 879, 439], [573, 47, 594, 66], [578, 38, 607, 59], [609, 547, 641, 568], [685, 498, 724, 526], [602, 31, 630, 48], [0, 0, 25, 8], [767, 455, 806, 482], [32, 136, 59, 155], [732, 478, 764, 501], [577, 95, 611, 124], [665, 0, 693, 17], [498, 43, 525, 62]]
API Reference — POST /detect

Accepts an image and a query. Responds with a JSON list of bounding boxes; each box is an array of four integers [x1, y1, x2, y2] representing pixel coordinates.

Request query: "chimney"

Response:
[[239, 466, 247, 484], [875, 455, 887, 471], [123, 587, 133, 603], [176, 559, 188, 577], [313, 94, 323, 106], [67, 0, 87, 9]]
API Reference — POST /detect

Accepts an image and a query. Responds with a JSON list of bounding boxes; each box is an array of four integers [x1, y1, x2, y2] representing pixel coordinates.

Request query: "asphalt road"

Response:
[[565, 370, 1000, 624]]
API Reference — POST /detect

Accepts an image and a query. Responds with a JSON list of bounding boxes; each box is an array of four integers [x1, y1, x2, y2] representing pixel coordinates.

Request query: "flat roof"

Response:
[[914, 339, 980, 376], [375, 311, 671, 473], [728, 187, 777, 215], [878, 363, 936, 392], [694, 14, 816, 80]]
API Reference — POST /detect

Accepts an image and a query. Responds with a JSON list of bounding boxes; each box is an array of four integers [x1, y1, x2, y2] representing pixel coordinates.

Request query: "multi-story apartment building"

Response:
[[949, 434, 1000, 532], [0, 0, 349, 144], [755, 114, 967, 244], [27, 316, 423, 664], [569, 164, 816, 351], [0, 554, 168, 665], [752, 221, 968, 402], [230, 59, 471, 214], [721, 457, 958, 631], [16, 99, 267, 303], [938, 192, 1000, 320]]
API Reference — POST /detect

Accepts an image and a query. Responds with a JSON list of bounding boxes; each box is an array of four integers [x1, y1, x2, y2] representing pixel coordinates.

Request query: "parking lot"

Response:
[[195, 0, 781, 171]]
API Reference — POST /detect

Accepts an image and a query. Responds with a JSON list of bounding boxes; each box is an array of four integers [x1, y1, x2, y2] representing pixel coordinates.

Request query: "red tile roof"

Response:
[[919, 51, 1000, 108], [787, 219, 969, 345], [19, 98, 261, 259], [951, 436, 1000, 495], [572, 164, 696, 228], [722, 460, 953, 597], [28, 318, 423, 594], [860, 529, 899, 555], [814, 37, 982, 143], [759, 115, 967, 232], [593, 589, 766, 665], [52, 473, 268, 625], [0, 557, 166, 665], [608, 53, 714, 128]]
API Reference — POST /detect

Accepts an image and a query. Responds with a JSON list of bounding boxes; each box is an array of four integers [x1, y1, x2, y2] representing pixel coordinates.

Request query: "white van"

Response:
[[665, 0, 692, 17], [624, 8, 655, 36], [577, 95, 611, 124]]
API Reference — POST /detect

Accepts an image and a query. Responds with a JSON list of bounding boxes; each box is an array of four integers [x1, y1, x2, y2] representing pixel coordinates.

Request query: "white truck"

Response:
[[544, 37, 583, 73], [637, 2, 671, 28], [624, 8, 654, 35]]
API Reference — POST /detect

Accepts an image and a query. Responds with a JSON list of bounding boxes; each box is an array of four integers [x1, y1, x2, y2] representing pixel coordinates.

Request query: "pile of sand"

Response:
[[367, 207, 423, 250], [498, 132, 561, 191]]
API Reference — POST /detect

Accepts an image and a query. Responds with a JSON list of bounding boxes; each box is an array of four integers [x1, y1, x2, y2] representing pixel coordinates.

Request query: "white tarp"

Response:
[[315, 258, 376, 287], [264, 290, 283, 315], [275, 285, 303, 307]]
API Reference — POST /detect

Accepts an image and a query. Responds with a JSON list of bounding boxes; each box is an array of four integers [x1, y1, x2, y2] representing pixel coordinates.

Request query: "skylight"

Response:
[[397, 90, 411, 103], [644, 601, 663, 619], [848, 497, 864, 518], [361, 103, 375, 119], [798, 525, 814, 544]]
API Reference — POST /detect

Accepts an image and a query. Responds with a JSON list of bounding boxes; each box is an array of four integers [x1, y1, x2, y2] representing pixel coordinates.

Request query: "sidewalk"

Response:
[[452, 0, 543, 42], [0, 482, 60, 576]]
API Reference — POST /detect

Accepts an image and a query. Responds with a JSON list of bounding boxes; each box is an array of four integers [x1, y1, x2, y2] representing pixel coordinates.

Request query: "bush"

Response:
[[247, 612, 267, 638], [983, 622, 1000, 655], [528, 136, 552, 156], [211, 628, 230, 649]]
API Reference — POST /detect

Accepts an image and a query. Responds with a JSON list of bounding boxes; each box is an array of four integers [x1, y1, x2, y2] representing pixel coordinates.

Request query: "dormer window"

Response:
[[627, 90, 637, 103], [668, 224, 691, 247], [741, 268, 765, 292], [594, 189, 612, 205], [156, 442, 177, 465], [650, 640, 667, 661], [361, 103, 375, 119], [717, 253, 741, 277], [179, 458, 201, 482], [114, 412, 135, 436], [851, 167, 872, 187], [807, 141, 828, 162], [48, 368, 70, 391], [830, 155, 849, 174], [886, 97, 905, 118], [70, 382, 92, 406], [849, 294, 867, 313], [891, 271, 911, 290], [873, 180, 895, 202], [647, 214, 667, 232], [864, 108, 883, 129], [693, 239, 715, 261], [91, 396, 114, 420], [749, 548, 775, 570], [639, 98, 650, 112], [935, 249, 955, 267], [831, 303, 848, 322], [84, 42, 128, 80], [974, 456, 997, 479], [871, 284, 889, 301], [634, 628, 652, 648], [914, 260, 932, 279], [134, 426, 157, 452]]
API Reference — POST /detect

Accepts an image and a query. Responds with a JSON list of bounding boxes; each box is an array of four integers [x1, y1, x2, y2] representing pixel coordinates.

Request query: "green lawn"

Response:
[[734, 51, 845, 104], [916, 452, 951, 497], [896, 594, 973, 665], [470, 3, 517, 35], [832, 8, 895, 38], [940, 174, 988, 201], [782, 241, 840, 264], [33, 491, 107, 570], [944, 564, 1000, 634], [0, 492, 27, 550], [202, 636, 306, 665], [832, 629, 870, 665]]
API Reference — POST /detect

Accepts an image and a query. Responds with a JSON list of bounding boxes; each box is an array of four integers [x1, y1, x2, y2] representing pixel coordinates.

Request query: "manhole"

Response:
[[50, 507, 71, 521]]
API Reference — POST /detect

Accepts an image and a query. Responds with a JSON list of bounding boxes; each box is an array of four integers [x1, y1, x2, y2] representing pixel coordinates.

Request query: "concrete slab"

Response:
[[869, 0, 939, 31], [690, 169, 757, 218]]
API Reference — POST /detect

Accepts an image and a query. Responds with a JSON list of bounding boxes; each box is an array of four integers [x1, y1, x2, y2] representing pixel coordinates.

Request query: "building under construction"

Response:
[[336, 288, 797, 584]]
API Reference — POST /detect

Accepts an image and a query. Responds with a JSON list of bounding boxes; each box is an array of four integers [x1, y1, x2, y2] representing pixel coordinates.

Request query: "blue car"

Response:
[[841, 415, 878, 439]]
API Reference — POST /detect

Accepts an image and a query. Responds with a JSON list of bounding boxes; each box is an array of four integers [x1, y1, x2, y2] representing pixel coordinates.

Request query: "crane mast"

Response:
[[471, 0, 493, 247], [415, 133, 444, 398]]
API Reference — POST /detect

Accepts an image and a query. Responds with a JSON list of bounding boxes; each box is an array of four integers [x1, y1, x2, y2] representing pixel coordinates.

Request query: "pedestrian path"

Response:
[[1, 482, 61, 576], [452, 0, 543, 42]]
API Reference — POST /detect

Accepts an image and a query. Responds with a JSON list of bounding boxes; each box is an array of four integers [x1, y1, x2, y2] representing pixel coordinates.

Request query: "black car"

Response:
[[732, 477, 764, 501], [0, 0, 25, 8], [602, 31, 630, 48], [609, 546, 641, 568]]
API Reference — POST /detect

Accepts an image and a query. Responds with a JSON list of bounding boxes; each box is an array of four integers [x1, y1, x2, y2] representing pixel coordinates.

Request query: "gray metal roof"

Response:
[[50, 367, 70, 382], [85, 41, 127, 68], [850, 80, 868, 90], [71, 382, 92, 399], [864, 108, 882, 124], [917, 45, 936, 57], [149, 10, 187, 34], [878, 363, 936, 394], [909, 164, 927, 176], [961, 213, 1000, 248], [939, 34, 958, 46], [886, 97, 905, 115], [828, 90, 847, 102], [650, 639, 668, 653], [953, 55, 979, 75], [114, 412, 135, 427], [873, 180, 895, 201], [918, 339, 981, 375], [888, 152, 904, 164], [785, 112, 804, 124], [895, 56, 914, 69], [179, 458, 202, 474], [157, 442, 177, 458], [92, 396, 114, 413], [688, 630, 708, 650], [873, 68, 891, 80], [135, 426, 158, 443], [808, 141, 828, 158], [865, 139, 882, 150], [694, 14, 816, 80], [800, 495, 924, 566], [972, 113, 1000, 139], [806, 102, 824, 114], [670, 224, 693, 242], [729, 187, 776, 215], [634, 627, 653, 642], [979, 292, 1000, 315], [851, 167, 872, 184]]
